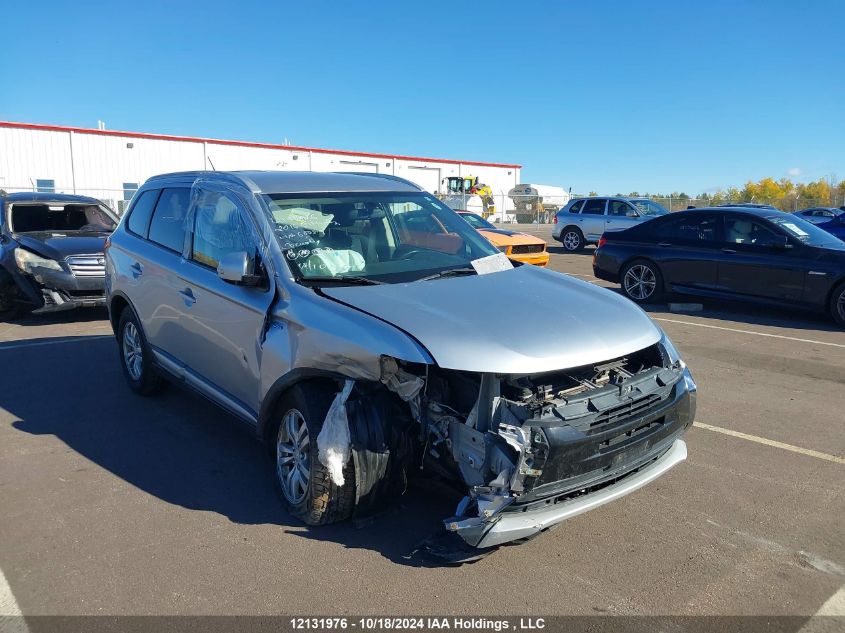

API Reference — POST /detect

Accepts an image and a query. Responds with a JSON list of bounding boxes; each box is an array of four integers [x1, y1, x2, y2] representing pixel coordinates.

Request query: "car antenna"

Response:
[[207, 157, 217, 171]]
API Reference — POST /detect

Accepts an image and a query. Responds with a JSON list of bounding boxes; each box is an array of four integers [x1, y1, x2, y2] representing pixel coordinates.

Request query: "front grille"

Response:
[[589, 393, 666, 431], [511, 244, 545, 255], [66, 255, 105, 277]]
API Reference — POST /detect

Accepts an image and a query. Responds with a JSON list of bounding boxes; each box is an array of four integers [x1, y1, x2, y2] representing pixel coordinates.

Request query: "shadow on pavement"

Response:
[[6, 306, 110, 327], [547, 246, 596, 256], [5, 334, 458, 567]]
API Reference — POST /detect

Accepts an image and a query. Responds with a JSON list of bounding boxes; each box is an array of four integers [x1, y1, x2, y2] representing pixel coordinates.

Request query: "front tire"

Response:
[[830, 282, 845, 327], [621, 259, 663, 304], [560, 227, 585, 252], [274, 383, 355, 526], [117, 308, 163, 396]]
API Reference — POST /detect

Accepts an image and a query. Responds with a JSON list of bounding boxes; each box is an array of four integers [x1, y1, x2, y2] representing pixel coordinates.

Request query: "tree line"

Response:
[[588, 176, 845, 211]]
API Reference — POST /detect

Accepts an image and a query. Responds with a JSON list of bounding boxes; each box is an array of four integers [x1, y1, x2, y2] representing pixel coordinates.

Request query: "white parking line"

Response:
[[693, 422, 845, 465], [0, 568, 28, 633], [799, 585, 845, 631], [654, 317, 845, 349]]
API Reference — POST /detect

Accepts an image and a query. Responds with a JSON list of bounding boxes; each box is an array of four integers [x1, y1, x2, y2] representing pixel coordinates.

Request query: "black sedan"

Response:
[[592, 207, 845, 326]]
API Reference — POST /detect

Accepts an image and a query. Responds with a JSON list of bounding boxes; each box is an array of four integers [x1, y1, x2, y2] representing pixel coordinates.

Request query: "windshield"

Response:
[[631, 199, 669, 216], [9, 202, 117, 233], [263, 192, 501, 283], [460, 213, 495, 230], [769, 215, 845, 249]]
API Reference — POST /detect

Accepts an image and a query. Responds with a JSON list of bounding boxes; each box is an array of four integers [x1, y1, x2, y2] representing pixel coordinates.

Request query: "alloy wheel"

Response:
[[277, 409, 310, 505], [624, 264, 657, 301], [122, 322, 143, 381], [563, 231, 581, 251], [838, 291, 845, 321]]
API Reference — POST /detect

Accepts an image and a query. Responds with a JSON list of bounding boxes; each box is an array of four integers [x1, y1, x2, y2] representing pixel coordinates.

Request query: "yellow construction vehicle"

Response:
[[441, 176, 497, 218]]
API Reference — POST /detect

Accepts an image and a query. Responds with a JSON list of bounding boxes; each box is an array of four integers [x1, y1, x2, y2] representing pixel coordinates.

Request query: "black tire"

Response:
[[830, 282, 845, 327], [560, 227, 585, 252], [117, 307, 164, 396], [0, 281, 21, 321], [273, 383, 355, 526], [620, 259, 663, 304]]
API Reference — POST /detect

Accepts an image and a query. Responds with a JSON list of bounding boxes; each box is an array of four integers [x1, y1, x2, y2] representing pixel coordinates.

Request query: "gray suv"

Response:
[[106, 171, 695, 558], [553, 197, 668, 252]]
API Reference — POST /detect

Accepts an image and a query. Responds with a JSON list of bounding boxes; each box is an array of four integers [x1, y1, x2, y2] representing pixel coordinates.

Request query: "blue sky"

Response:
[[1, 0, 843, 194]]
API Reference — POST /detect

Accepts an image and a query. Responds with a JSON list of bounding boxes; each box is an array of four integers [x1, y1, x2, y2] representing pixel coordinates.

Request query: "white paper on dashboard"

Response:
[[470, 252, 514, 275]]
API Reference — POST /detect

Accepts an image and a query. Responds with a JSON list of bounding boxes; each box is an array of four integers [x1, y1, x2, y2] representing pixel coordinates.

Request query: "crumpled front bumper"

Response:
[[460, 438, 687, 549], [446, 365, 696, 549], [14, 268, 105, 313]]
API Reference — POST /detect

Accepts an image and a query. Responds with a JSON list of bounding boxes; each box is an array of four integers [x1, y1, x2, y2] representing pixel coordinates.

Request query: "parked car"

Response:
[[593, 207, 845, 326], [0, 192, 118, 319], [457, 211, 549, 267], [816, 214, 845, 242], [553, 196, 667, 252], [106, 171, 695, 559], [793, 207, 844, 225]]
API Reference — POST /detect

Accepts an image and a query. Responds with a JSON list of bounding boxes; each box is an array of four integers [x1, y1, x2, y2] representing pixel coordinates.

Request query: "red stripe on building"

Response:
[[0, 121, 521, 169]]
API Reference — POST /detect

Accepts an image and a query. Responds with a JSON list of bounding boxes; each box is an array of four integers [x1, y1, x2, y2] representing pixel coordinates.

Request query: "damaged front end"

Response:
[[331, 334, 696, 555]]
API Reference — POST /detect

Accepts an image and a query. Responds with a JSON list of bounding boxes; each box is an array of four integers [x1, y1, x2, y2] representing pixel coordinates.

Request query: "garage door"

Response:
[[406, 167, 441, 194], [337, 160, 379, 173]]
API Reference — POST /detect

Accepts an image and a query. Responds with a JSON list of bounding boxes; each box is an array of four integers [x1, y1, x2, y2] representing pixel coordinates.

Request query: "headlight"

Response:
[[659, 330, 685, 369], [15, 248, 63, 273], [498, 246, 510, 254]]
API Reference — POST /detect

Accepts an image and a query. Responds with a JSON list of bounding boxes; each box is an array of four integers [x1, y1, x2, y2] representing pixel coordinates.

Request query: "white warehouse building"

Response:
[[0, 121, 521, 213]]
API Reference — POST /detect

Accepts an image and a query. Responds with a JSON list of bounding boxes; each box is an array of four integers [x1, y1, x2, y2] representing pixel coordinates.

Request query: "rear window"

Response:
[[10, 203, 116, 233], [126, 189, 160, 237], [148, 188, 191, 253], [569, 200, 584, 214], [581, 199, 606, 215]]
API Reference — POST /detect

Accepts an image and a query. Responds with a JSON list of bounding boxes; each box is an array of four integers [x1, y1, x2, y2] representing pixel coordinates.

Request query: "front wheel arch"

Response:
[[258, 370, 347, 449], [828, 279, 845, 326]]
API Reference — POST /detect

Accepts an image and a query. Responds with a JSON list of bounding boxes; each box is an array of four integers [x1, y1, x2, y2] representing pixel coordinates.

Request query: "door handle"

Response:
[[178, 287, 196, 306], [658, 242, 672, 247], [130, 262, 143, 278], [721, 248, 736, 254]]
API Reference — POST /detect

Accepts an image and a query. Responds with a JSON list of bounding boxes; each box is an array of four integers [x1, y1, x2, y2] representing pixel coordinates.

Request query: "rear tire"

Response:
[[621, 259, 663, 304], [830, 282, 845, 327], [117, 308, 163, 396], [560, 227, 585, 252], [273, 383, 355, 526]]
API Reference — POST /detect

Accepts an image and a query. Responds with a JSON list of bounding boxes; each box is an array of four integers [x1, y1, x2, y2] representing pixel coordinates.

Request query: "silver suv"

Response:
[[553, 197, 668, 252], [106, 171, 695, 558]]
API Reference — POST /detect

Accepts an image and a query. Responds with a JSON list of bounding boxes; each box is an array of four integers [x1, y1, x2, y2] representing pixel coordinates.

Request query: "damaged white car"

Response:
[[105, 171, 696, 560]]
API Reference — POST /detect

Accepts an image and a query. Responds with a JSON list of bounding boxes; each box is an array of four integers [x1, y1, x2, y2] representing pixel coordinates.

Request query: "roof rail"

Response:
[[335, 172, 424, 191]]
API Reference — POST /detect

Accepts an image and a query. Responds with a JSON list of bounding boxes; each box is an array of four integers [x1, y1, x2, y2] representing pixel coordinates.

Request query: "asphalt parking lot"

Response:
[[0, 234, 843, 620]]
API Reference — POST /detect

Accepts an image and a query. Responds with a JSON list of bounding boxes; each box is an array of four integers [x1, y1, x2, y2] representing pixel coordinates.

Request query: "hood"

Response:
[[14, 231, 108, 260], [477, 228, 543, 247], [322, 265, 662, 374]]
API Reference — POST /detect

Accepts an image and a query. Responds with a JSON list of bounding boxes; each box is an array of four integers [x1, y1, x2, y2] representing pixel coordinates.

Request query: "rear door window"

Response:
[[148, 188, 191, 253], [581, 199, 607, 215], [126, 189, 160, 238], [656, 214, 720, 243]]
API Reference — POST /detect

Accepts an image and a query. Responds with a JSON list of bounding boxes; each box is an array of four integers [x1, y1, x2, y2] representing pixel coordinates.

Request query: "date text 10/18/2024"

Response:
[[290, 618, 546, 631]]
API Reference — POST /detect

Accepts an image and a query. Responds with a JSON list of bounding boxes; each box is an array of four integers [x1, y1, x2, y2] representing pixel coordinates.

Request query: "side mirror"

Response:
[[217, 251, 263, 286], [626, 210, 639, 218], [773, 235, 793, 250]]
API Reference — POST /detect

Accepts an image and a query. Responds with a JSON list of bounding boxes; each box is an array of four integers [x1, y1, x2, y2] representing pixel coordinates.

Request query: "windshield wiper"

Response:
[[417, 267, 477, 282], [299, 275, 384, 286]]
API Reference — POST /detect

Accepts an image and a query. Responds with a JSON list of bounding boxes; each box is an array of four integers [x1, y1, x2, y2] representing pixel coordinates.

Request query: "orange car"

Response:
[[457, 211, 550, 267]]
